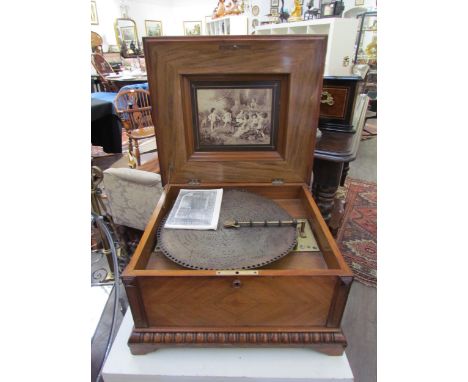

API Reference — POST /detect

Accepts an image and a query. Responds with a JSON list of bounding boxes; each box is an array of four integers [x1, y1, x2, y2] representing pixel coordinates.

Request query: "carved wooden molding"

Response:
[[129, 330, 347, 346]]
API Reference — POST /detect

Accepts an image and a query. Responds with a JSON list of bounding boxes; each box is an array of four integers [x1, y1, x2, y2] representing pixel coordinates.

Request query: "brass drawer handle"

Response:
[[232, 279, 242, 288], [321, 91, 335, 106]]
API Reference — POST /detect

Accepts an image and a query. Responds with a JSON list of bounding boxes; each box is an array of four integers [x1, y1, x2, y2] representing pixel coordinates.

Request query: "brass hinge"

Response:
[[271, 178, 284, 185], [216, 270, 259, 276], [188, 179, 200, 185]]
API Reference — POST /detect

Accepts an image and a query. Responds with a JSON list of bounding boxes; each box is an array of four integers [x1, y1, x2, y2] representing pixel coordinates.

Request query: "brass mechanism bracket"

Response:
[[292, 219, 320, 252]]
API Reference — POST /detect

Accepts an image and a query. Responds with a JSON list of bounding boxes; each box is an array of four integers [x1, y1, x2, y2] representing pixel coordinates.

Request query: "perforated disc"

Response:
[[157, 189, 296, 270]]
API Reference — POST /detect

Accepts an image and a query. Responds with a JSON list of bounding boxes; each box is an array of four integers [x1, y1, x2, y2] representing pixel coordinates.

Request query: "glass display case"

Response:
[[354, 11, 377, 112], [354, 11, 377, 65]]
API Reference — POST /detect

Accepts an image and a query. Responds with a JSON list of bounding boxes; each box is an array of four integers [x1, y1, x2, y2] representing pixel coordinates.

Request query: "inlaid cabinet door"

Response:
[[319, 77, 363, 132], [320, 86, 350, 119]]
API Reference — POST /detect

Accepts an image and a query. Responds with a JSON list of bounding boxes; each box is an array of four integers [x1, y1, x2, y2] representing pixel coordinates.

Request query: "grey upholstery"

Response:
[[103, 168, 163, 231]]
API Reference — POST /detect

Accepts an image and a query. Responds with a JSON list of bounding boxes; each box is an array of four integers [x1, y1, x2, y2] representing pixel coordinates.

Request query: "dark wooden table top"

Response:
[[314, 96, 368, 163]]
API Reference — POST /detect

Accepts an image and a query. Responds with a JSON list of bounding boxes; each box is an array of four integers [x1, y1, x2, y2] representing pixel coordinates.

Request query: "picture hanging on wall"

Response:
[[145, 20, 163, 36], [91, 1, 99, 25], [184, 21, 202, 36], [121, 26, 136, 42], [271, 0, 279, 7], [355, 0, 365, 5]]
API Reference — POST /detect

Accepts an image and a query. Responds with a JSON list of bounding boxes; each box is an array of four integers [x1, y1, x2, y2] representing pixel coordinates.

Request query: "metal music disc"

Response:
[[157, 189, 297, 270]]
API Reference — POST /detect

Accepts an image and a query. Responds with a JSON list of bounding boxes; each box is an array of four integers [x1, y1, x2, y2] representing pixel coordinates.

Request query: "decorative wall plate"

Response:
[[252, 5, 260, 16]]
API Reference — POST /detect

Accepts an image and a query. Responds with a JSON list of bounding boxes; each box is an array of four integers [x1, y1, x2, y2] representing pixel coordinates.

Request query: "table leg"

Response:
[[340, 162, 350, 187], [312, 159, 344, 228]]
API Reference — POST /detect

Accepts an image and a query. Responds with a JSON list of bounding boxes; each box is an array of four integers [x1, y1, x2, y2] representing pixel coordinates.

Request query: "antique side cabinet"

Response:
[[122, 36, 353, 356], [319, 75, 364, 132]]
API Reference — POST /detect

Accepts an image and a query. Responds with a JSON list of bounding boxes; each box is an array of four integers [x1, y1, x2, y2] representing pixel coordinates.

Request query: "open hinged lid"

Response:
[[144, 36, 327, 186]]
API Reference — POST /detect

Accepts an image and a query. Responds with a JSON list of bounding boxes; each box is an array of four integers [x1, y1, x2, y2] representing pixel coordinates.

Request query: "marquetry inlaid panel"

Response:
[[139, 276, 335, 327], [319, 87, 349, 119]]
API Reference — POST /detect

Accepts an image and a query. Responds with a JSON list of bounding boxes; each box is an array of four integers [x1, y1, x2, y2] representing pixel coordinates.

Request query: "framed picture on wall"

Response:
[[121, 26, 136, 42], [184, 21, 202, 36], [91, 1, 99, 25], [270, 7, 279, 16], [145, 20, 163, 36], [355, 0, 365, 5], [271, 0, 279, 7]]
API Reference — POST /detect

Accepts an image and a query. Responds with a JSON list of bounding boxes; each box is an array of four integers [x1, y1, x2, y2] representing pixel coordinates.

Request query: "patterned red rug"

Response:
[[336, 178, 377, 287]]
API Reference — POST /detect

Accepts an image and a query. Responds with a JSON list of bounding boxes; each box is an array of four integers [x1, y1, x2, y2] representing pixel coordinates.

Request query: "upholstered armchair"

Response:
[[102, 168, 163, 231]]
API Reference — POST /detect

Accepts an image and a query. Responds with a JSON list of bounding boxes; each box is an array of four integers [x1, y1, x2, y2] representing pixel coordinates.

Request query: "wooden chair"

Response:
[[91, 53, 119, 92], [91, 31, 103, 53], [114, 89, 156, 168]]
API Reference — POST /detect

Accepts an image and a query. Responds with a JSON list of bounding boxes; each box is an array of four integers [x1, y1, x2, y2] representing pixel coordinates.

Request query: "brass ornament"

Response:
[[320, 91, 335, 106]]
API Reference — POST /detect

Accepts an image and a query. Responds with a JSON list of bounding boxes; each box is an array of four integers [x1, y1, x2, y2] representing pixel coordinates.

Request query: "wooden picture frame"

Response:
[[188, 78, 283, 151], [183, 21, 202, 36], [144, 36, 327, 184], [91, 1, 99, 25], [145, 20, 163, 36]]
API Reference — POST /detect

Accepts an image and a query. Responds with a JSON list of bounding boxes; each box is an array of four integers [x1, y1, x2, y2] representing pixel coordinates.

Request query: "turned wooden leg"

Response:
[[315, 184, 338, 223], [127, 137, 135, 168], [134, 139, 141, 166], [328, 198, 345, 237], [312, 159, 344, 225], [340, 162, 350, 186]]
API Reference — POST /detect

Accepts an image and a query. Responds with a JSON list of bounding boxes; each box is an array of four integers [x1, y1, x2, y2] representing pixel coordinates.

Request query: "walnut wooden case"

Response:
[[122, 36, 353, 356]]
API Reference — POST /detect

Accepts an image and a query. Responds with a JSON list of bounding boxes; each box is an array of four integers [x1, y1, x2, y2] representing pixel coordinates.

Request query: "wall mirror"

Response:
[[114, 18, 141, 57]]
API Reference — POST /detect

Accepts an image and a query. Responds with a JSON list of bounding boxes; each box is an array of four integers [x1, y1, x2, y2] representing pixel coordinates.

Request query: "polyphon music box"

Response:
[[122, 36, 353, 356]]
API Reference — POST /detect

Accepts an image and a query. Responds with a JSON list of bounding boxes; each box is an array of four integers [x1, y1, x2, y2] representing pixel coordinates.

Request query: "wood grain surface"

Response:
[[138, 276, 334, 327], [122, 37, 353, 355], [143, 36, 327, 186]]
